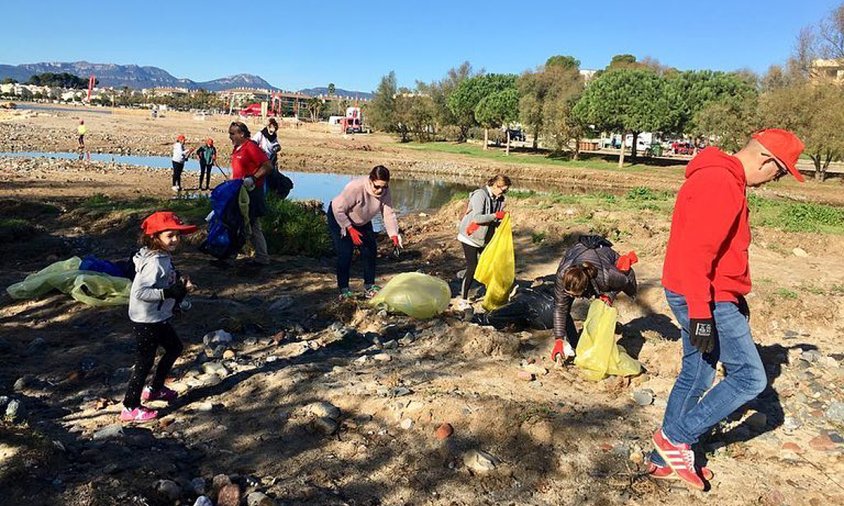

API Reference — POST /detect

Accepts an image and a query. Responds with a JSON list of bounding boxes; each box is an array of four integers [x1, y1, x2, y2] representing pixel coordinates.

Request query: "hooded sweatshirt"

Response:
[[457, 186, 506, 248], [331, 176, 399, 237], [128, 247, 178, 323], [662, 147, 750, 319]]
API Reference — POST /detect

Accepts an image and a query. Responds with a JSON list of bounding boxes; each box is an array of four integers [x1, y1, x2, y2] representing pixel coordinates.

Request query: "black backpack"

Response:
[[266, 167, 294, 199]]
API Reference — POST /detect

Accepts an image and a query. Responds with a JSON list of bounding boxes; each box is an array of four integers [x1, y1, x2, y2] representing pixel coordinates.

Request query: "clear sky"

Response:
[[1, 0, 838, 92]]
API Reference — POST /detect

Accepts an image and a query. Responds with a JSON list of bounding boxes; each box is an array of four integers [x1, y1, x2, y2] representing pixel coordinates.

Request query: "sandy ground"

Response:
[[0, 108, 843, 506]]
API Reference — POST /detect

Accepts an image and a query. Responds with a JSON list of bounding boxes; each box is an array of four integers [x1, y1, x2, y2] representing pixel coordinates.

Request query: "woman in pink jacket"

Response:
[[328, 165, 402, 300]]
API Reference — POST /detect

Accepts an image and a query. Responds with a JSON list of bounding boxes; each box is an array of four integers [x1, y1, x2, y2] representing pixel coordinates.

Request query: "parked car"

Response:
[[671, 141, 696, 155], [505, 128, 526, 142]]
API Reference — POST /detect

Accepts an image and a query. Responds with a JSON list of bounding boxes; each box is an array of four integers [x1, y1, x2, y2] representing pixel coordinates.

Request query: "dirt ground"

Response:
[[1, 108, 843, 506]]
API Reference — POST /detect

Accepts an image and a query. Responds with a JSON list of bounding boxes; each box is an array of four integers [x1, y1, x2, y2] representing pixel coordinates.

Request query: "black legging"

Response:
[[327, 204, 377, 290], [123, 321, 183, 408], [199, 162, 211, 189], [171, 161, 185, 189], [461, 242, 483, 299]]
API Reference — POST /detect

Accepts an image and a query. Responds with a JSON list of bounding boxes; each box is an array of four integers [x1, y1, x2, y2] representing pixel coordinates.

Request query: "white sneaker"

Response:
[[457, 299, 472, 311], [171, 185, 180, 192]]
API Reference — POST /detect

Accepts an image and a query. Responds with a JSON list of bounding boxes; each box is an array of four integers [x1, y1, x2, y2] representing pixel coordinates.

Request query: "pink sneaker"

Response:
[[119, 406, 158, 423], [142, 386, 178, 403]]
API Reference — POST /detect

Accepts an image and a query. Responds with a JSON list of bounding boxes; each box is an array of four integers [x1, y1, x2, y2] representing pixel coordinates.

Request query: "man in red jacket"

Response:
[[650, 129, 804, 490], [229, 121, 273, 267]]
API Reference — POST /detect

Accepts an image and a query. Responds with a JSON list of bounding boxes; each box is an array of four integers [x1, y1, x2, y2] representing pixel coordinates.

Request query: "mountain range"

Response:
[[0, 61, 373, 98]]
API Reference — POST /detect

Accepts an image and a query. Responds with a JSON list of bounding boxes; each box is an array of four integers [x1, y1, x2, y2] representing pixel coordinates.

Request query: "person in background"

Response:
[[550, 235, 638, 362], [328, 165, 402, 300], [252, 117, 281, 167], [77, 120, 88, 160], [195, 138, 217, 191], [229, 121, 273, 267], [171, 134, 193, 192], [455, 174, 510, 318], [121, 211, 196, 422], [650, 129, 804, 490]]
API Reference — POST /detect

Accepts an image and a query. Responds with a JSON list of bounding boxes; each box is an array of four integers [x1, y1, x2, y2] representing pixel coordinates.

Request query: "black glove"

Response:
[[736, 296, 750, 323], [163, 279, 187, 303], [689, 318, 716, 354]]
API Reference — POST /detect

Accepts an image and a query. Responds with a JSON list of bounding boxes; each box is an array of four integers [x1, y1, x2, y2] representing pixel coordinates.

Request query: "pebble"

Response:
[[435, 423, 454, 440], [400, 418, 413, 430], [781, 442, 804, 454], [632, 389, 655, 406], [202, 362, 228, 377], [792, 247, 808, 257], [522, 364, 548, 376], [312, 417, 339, 436], [517, 371, 535, 382], [217, 483, 241, 506], [203, 329, 233, 346], [197, 373, 222, 387], [190, 477, 206, 495], [382, 339, 398, 350], [154, 479, 181, 501], [5, 399, 21, 421], [212, 474, 231, 494], [25, 337, 46, 354], [246, 491, 276, 506], [463, 449, 499, 473], [13, 376, 28, 392], [809, 433, 836, 451], [92, 424, 124, 441], [244, 337, 258, 346], [306, 401, 340, 420], [197, 402, 214, 413], [782, 416, 802, 431], [373, 353, 392, 362], [825, 402, 844, 423], [829, 432, 844, 444], [801, 350, 821, 363], [223, 349, 236, 360], [193, 497, 213, 506], [392, 387, 411, 397]]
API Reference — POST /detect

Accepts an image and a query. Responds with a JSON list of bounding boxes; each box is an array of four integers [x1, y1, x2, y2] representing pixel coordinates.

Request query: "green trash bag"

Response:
[[370, 272, 451, 319], [6, 256, 131, 306], [574, 299, 642, 381]]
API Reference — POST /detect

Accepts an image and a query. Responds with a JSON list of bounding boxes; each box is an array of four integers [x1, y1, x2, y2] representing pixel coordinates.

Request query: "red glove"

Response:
[[615, 251, 639, 272], [391, 236, 400, 247], [466, 222, 480, 236], [551, 339, 575, 362], [495, 211, 506, 220], [347, 226, 363, 246], [599, 294, 613, 307]]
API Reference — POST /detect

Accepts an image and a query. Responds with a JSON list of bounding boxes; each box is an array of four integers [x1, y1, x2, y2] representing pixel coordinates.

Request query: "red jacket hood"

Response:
[[685, 147, 745, 185]]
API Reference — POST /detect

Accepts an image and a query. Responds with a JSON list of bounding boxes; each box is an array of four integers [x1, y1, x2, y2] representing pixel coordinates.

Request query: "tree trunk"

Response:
[[506, 130, 511, 156], [484, 128, 489, 150], [618, 132, 626, 168], [532, 123, 539, 150], [631, 132, 639, 163], [812, 154, 822, 182], [573, 135, 581, 160]]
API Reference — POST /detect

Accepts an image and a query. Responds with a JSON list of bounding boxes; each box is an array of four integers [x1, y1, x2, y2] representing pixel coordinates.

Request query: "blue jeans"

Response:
[[652, 289, 767, 464]]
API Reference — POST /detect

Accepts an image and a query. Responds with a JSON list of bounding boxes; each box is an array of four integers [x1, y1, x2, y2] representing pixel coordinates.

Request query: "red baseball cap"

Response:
[[752, 129, 805, 182], [177, 134, 186, 142], [140, 211, 197, 236]]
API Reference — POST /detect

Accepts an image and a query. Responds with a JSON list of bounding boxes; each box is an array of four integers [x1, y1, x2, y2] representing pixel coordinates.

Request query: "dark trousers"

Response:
[[199, 162, 211, 189], [327, 204, 377, 290], [123, 321, 184, 408], [461, 242, 483, 299], [171, 161, 185, 189]]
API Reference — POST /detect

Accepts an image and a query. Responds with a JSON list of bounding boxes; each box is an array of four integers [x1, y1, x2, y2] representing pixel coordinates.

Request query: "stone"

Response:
[[829, 432, 844, 444], [808, 433, 836, 451], [400, 418, 413, 430], [781, 442, 804, 454], [202, 362, 228, 377], [825, 402, 844, 423], [782, 416, 802, 431], [197, 373, 222, 387], [269, 296, 294, 312], [190, 477, 206, 495], [154, 479, 181, 501], [392, 387, 411, 397], [13, 376, 29, 392], [203, 329, 233, 347], [197, 402, 214, 412], [463, 449, 499, 473], [312, 417, 339, 436], [632, 389, 655, 406], [517, 371, 535, 382], [4, 399, 21, 421], [247, 491, 276, 506], [791, 247, 808, 257], [373, 353, 392, 362], [223, 349, 236, 360], [382, 339, 398, 350], [93, 424, 124, 441], [801, 350, 822, 363], [522, 364, 549, 376], [26, 337, 46, 354], [435, 423, 454, 440], [193, 497, 213, 506], [217, 483, 241, 506], [306, 401, 340, 420], [746, 411, 768, 430]]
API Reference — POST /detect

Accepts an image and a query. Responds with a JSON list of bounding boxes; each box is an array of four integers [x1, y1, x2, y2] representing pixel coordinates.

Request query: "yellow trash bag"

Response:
[[473, 213, 514, 311], [370, 272, 451, 319], [574, 299, 642, 381], [6, 256, 131, 306]]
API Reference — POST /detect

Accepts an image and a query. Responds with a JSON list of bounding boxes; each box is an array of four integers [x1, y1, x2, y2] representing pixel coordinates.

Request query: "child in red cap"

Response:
[[120, 211, 197, 422]]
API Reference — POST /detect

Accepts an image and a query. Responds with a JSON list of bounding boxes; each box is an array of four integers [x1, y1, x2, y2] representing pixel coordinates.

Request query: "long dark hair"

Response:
[[369, 165, 390, 182]]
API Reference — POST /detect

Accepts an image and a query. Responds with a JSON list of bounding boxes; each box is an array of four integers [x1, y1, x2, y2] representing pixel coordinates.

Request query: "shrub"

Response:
[[261, 197, 332, 257]]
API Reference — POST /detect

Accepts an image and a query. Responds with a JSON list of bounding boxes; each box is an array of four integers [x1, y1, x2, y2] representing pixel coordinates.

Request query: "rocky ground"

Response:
[[1, 109, 843, 506]]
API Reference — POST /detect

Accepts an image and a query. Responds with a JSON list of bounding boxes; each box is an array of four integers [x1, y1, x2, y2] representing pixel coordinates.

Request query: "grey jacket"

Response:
[[128, 248, 177, 323], [457, 187, 506, 248]]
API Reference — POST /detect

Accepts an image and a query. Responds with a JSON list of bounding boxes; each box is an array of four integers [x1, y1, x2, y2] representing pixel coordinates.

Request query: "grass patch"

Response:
[[748, 193, 844, 234], [262, 196, 332, 257], [531, 231, 546, 244], [79, 193, 211, 222], [775, 288, 799, 300], [398, 141, 657, 171], [0, 218, 37, 241]]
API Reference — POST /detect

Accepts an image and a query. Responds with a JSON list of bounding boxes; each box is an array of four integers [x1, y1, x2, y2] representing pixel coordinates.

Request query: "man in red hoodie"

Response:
[[650, 129, 805, 490]]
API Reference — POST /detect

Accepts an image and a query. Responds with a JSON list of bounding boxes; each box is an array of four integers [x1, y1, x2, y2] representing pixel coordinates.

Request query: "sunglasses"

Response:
[[373, 183, 389, 190], [762, 153, 789, 180]]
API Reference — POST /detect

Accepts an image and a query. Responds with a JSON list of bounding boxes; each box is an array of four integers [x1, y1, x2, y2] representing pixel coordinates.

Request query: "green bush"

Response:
[[261, 197, 332, 257], [778, 203, 843, 233], [625, 187, 667, 201]]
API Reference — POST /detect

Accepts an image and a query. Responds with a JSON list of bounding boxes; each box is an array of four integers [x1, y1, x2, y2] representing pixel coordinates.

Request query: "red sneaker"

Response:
[[119, 406, 158, 423], [652, 429, 705, 490], [648, 461, 714, 481], [142, 386, 178, 403]]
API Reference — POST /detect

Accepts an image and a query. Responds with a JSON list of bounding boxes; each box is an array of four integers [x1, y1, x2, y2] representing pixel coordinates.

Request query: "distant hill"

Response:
[[0, 61, 276, 91], [298, 87, 373, 100]]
